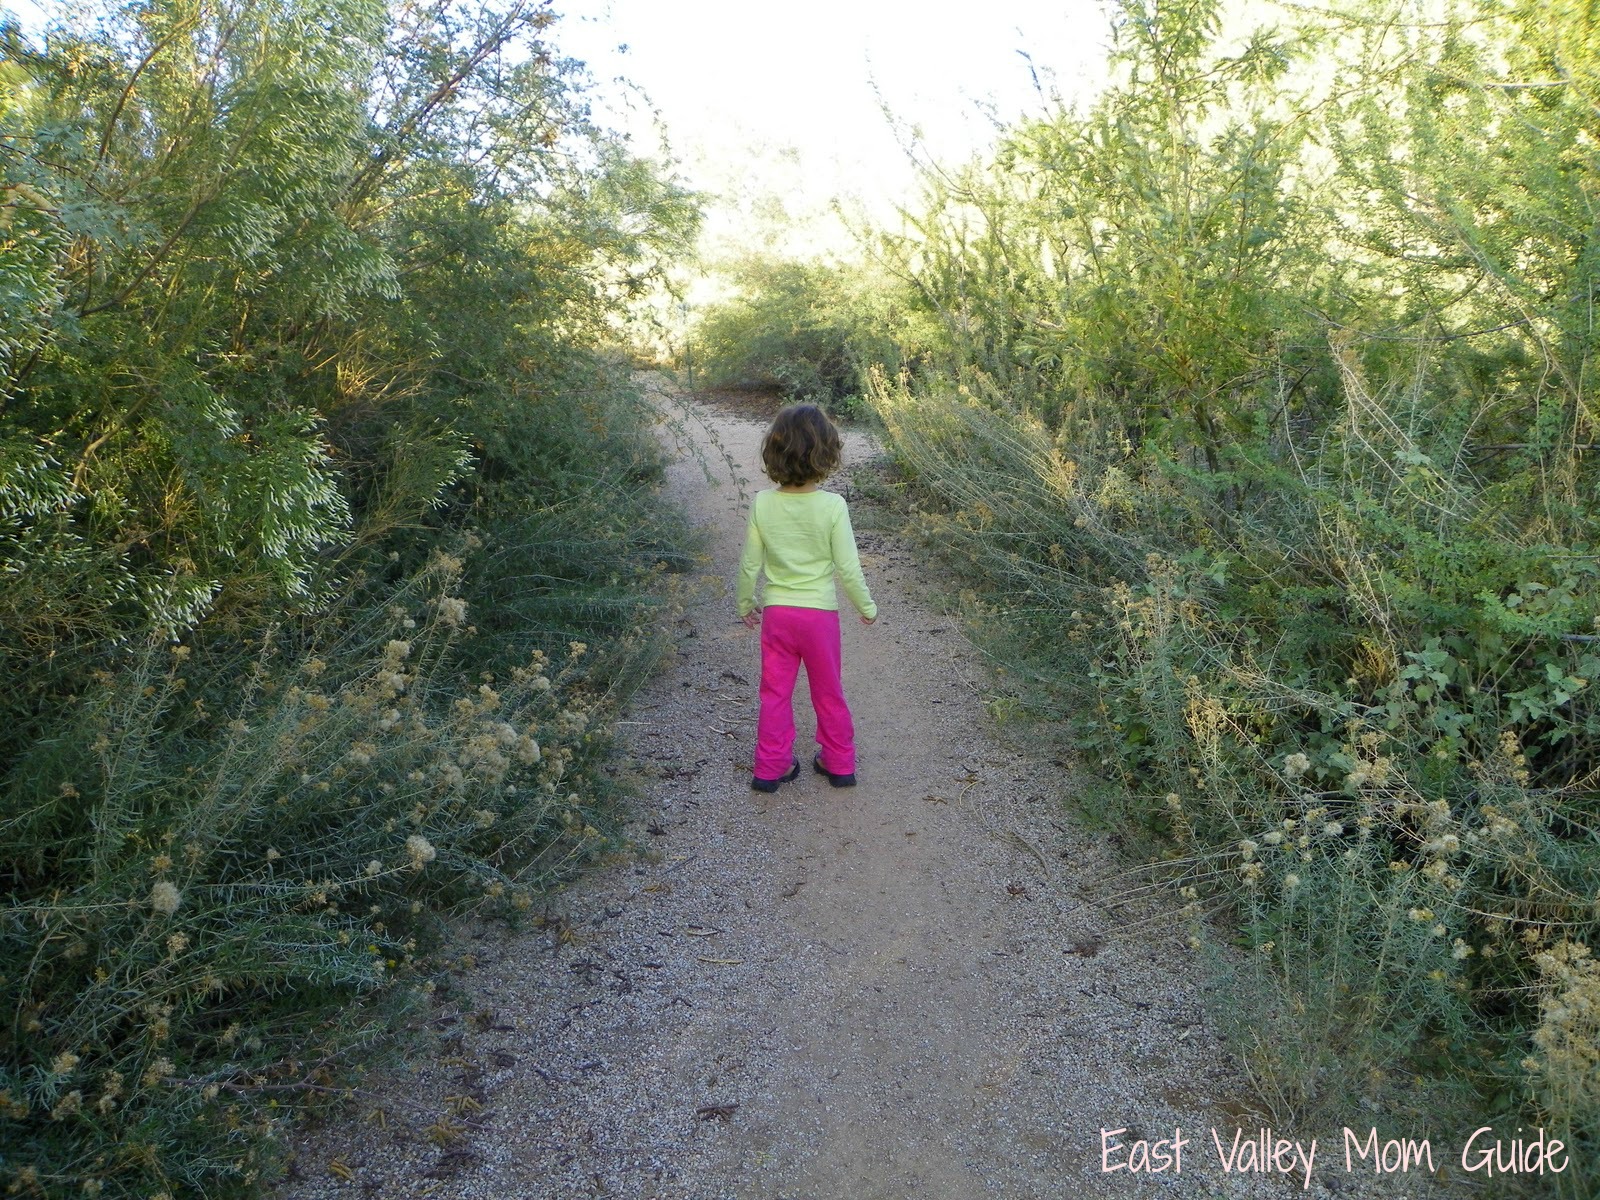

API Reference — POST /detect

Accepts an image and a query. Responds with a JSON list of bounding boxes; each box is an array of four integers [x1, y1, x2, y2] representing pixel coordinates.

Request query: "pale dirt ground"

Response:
[[270, 384, 1470, 1200]]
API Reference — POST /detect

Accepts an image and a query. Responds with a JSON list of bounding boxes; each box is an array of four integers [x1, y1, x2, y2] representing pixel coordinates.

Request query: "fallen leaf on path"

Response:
[[695, 1103, 738, 1122]]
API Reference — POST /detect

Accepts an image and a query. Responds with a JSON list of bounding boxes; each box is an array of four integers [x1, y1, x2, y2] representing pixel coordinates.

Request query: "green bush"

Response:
[[0, 0, 699, 1193], [0, 532, 687, 1197], [856, 0, 1600, 1189], [689, 257, 934, 413]]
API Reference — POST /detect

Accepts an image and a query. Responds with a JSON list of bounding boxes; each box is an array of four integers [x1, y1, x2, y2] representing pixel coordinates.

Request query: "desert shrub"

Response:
[[689, 256, 934, 413], [0, 543, 681, 1197], [871, 363, 1597, 1151], [859, 0, 1600, 1189], [0, 0, 699, 1194]]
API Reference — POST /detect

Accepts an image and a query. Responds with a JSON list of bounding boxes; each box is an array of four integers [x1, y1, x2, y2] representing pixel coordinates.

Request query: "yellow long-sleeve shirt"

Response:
[[736, 488, 877, 620]]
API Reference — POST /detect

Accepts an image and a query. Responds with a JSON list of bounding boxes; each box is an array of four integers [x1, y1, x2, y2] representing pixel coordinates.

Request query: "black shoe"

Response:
[[812, 754, 856, 788], [751, 758, 801, 793]]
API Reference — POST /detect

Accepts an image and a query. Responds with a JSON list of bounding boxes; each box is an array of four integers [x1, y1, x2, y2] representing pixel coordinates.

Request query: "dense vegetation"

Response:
[[695, 0, 1600, 1189], [688, 256, 934, 413], [1, 0, 696, 1194]]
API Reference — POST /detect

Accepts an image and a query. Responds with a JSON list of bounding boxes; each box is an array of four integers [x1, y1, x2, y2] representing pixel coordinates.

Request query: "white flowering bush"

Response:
[[1528, 940, 1600, 1163], [0, 0, 699, 1183], [0, 321, 701, 1199], [0, 522, 687, 1196], [871, 370, 1600, 1164]]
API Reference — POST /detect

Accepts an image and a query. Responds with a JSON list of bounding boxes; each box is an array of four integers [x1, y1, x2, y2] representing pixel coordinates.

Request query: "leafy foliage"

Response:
[[747, 0, 1600, 1187], [0, 0, 698, 1194], [689, 256, 936, 413]]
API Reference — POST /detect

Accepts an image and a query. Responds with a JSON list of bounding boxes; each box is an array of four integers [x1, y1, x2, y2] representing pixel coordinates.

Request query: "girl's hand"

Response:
[[860, 613, 877, 626], [742, 611, 761, 630]]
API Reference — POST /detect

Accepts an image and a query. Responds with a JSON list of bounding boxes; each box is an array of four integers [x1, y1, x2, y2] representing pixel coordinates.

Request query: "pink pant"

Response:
[[754, 605, 855, 779]]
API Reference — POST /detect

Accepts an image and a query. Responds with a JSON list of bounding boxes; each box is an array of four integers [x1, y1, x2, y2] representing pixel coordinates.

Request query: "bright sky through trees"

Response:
[[2, 0, 1112, 252], [3, 0, 42, 31], [559, 0, 1113, 256]]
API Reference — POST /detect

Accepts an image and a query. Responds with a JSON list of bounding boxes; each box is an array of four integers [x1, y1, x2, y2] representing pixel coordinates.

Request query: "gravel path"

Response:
[[271, 385, 1456, 1199]]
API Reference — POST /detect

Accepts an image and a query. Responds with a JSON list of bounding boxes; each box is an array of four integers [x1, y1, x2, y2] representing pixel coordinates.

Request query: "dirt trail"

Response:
[[275, 386, 1377, 1200]]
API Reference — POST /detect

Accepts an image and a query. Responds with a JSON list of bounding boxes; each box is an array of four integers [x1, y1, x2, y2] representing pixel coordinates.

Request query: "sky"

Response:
[[555, 0, 1117, 259], [3, 0, 42, 32]]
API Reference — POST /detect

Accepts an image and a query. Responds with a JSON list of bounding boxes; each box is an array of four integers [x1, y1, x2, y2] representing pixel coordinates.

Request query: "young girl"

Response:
[[737, 404, 877, 793]]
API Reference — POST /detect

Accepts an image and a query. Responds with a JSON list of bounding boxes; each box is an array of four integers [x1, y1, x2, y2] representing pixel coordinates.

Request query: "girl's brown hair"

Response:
[[761, 404, 841, 486]]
